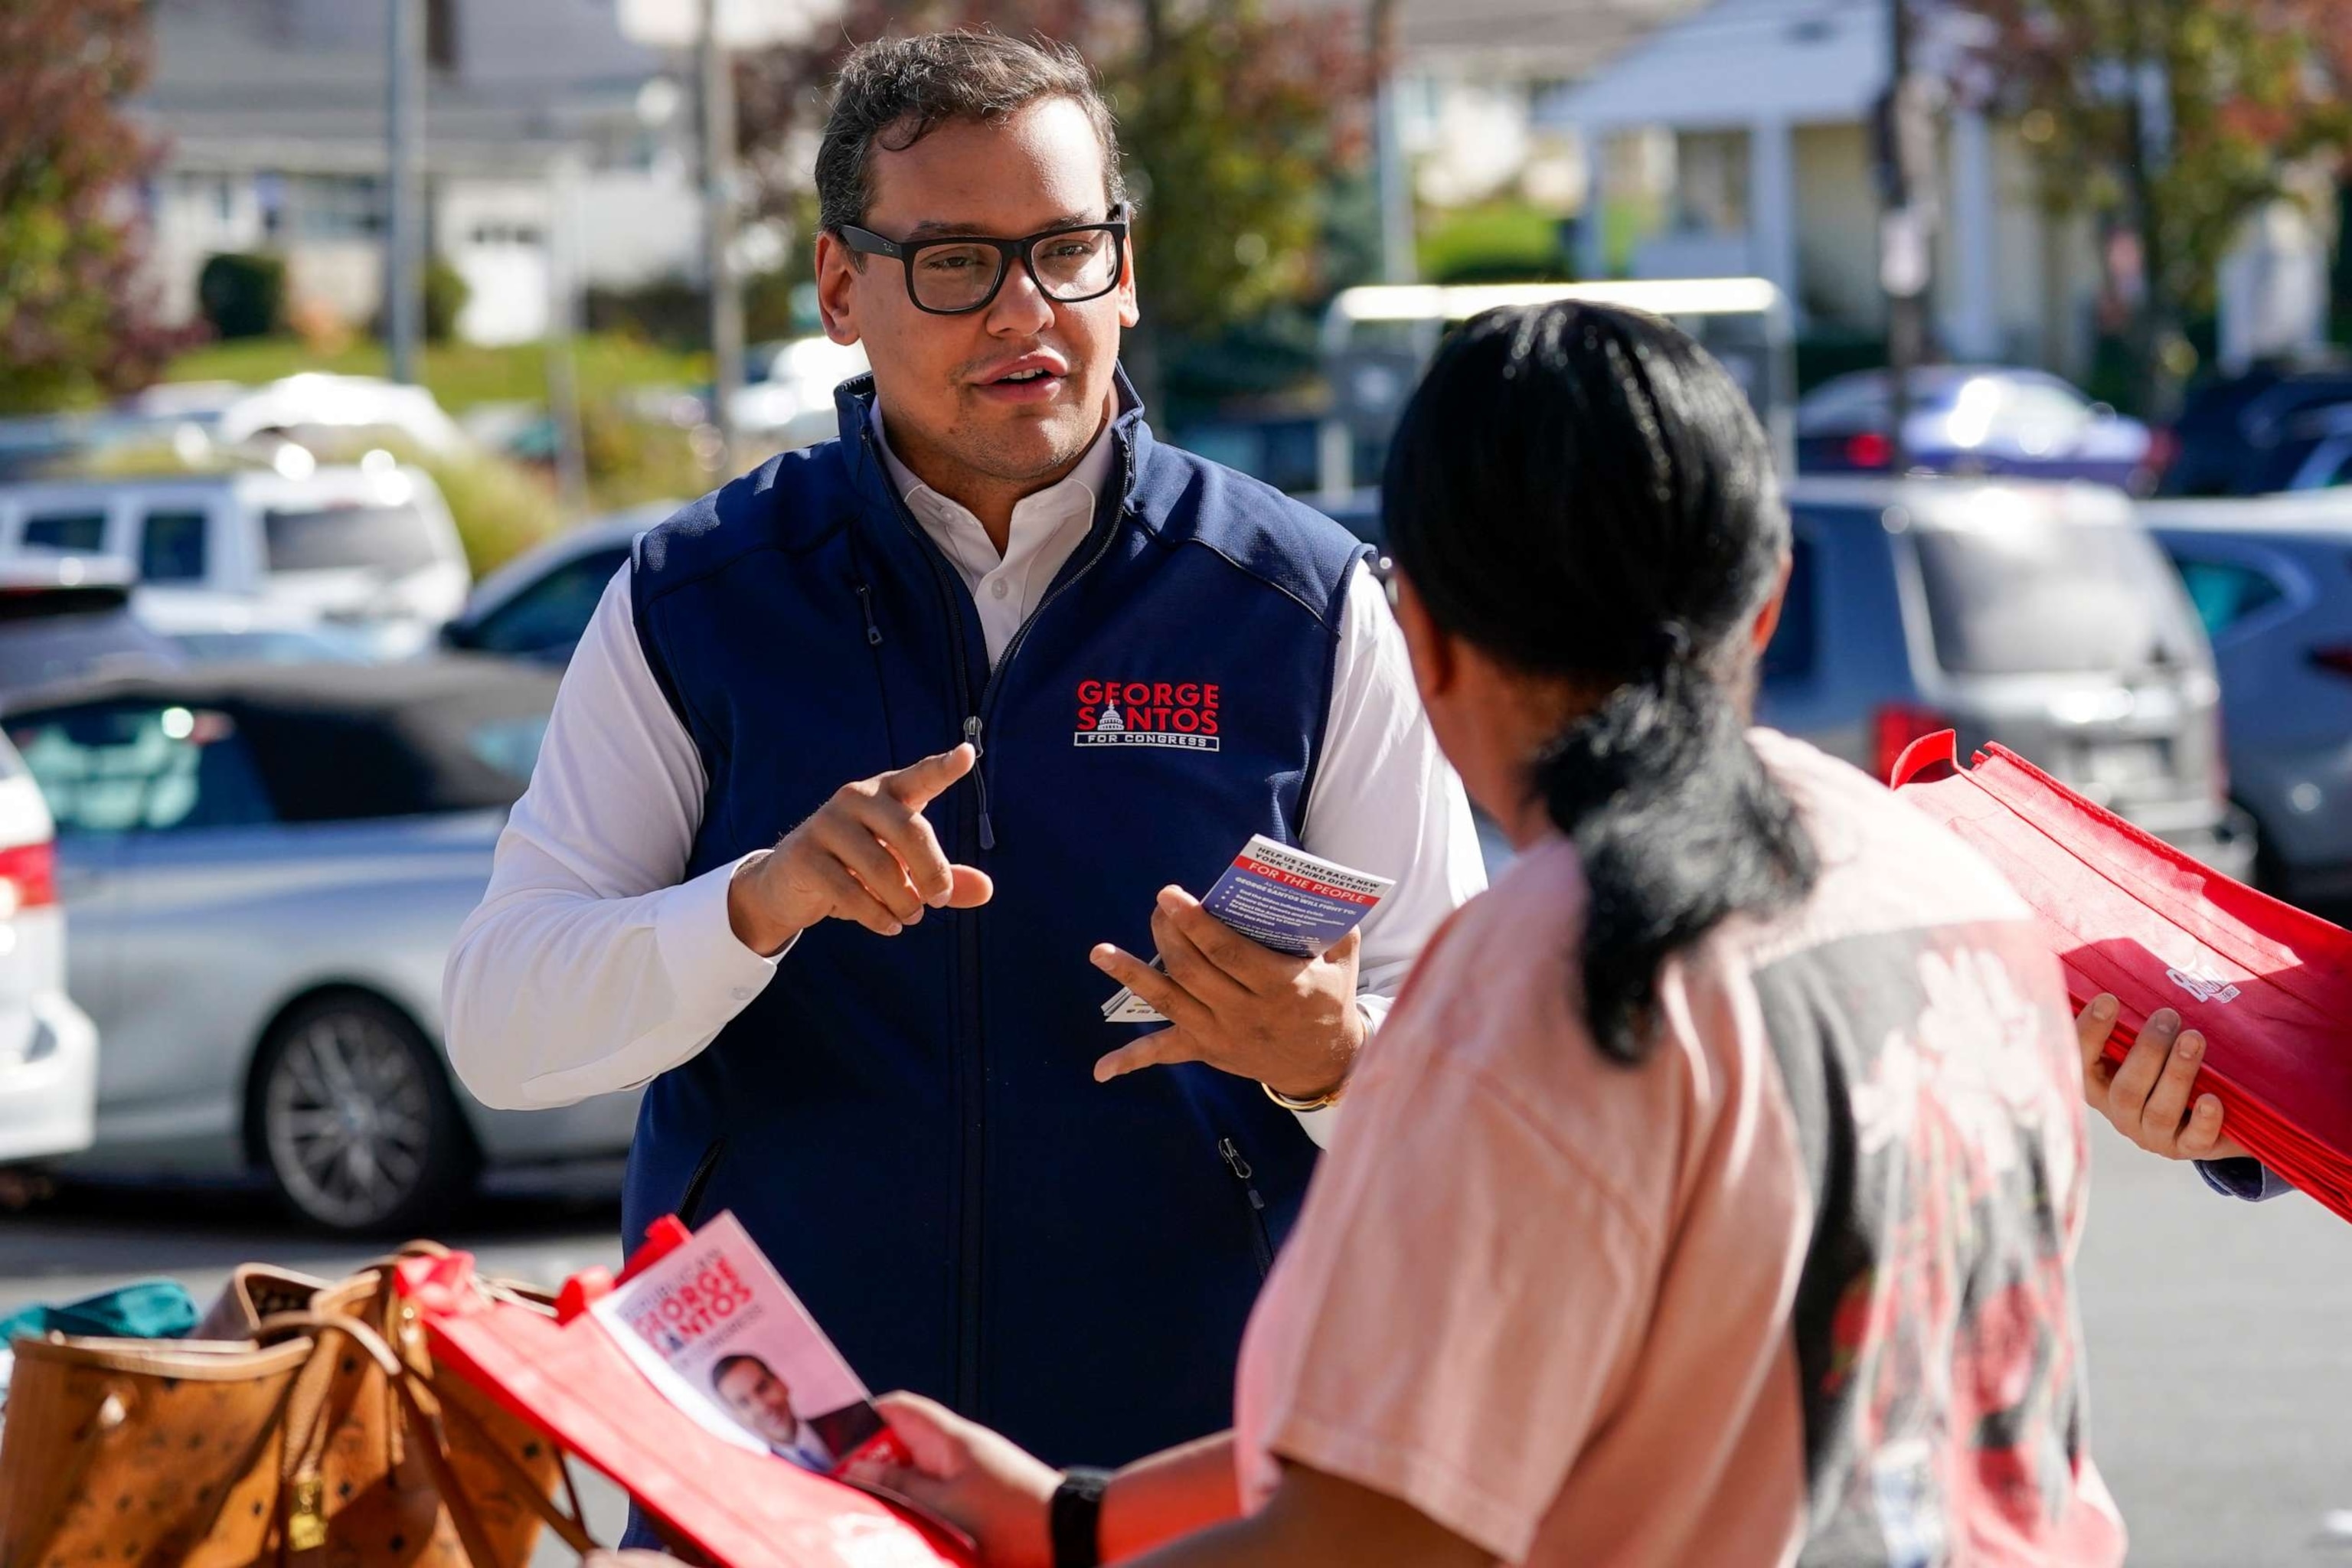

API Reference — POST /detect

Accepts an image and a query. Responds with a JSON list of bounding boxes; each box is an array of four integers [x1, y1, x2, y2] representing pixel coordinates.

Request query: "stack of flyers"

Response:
[[1102, 835, 1396, 1024], [590, 1212, 898, 1476]]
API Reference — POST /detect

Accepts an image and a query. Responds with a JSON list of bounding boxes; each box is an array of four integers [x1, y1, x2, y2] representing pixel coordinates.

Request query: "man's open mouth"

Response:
[[995, 368, 1054, 384]]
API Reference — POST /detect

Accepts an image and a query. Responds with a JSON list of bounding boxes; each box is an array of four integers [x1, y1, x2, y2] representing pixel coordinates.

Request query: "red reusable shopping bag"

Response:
[[1890, 731, 2352, 1222], [394, 1230, 975, 1568]]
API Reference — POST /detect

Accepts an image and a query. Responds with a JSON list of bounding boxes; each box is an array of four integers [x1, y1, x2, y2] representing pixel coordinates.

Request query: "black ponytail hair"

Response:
[[1382, 302, 1818, 1063]]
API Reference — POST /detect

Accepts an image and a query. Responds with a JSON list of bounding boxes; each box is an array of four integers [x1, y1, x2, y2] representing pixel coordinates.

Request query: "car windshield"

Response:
[[1913, 521, 2200, 675], [263, 503, 440, 574]]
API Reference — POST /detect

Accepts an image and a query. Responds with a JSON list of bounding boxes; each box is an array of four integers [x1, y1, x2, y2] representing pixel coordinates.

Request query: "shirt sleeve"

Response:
[[1291, 560, 1488, 1147], [441, 562, 786, 1110], [1246, 1044, 1661, 1563], [2197, 1158, 2295, 1201]]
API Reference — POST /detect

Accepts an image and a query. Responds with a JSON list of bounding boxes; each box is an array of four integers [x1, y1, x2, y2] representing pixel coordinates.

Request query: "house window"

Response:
[[1671, 129, 1750, 236]]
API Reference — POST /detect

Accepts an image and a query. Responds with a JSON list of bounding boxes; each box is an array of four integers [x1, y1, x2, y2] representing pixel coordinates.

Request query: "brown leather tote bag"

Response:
[[0, 1250, 597, 1568]]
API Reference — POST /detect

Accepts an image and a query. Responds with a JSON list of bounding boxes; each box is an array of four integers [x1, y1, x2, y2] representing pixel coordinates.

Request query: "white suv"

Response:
[[0, 729, 96, 1162]]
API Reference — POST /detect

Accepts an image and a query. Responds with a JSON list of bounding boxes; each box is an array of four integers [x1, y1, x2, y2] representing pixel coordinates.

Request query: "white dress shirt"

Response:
[[443, 413, 1487, 1148]]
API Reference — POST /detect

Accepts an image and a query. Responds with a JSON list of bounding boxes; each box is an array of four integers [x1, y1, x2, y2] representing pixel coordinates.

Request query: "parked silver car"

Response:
[[5, 658, 637, 1231], [2144, 492, 2352, 909], [1757, 477, 2253, 880]]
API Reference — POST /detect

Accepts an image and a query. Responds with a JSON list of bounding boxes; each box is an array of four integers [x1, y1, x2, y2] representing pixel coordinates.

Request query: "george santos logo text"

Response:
[[1073, 678, 1221, 751]]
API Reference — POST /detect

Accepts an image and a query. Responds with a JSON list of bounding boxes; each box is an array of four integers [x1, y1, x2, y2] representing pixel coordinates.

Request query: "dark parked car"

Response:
[[0, 563, 183, 701], [2155, 364, 2352, 498]]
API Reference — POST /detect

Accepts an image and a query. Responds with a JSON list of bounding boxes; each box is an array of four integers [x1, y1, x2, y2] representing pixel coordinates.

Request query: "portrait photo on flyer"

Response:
[[589, 1210, 896, 1475]]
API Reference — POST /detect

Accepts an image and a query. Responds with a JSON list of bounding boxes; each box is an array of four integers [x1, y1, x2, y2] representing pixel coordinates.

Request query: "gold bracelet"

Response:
[[1263, 1079, 1344, 1113]]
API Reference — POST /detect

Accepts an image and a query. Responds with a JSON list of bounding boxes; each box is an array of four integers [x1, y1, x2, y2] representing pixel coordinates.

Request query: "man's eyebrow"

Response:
[[899, 212, 1099, 240]]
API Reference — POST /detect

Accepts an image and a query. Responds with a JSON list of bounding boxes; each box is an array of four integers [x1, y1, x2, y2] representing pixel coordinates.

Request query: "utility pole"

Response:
[[700, 0, 743, 469], [1368, 0, 1414, 284], [384, 0, 426, 385], [2120, 0, 2174, 419], [1877, 0, 1932, 472]]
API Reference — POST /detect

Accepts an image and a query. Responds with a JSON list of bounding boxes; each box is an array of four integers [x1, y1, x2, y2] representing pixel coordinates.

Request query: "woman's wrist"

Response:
[[1050, 1467, 1115, 1567]]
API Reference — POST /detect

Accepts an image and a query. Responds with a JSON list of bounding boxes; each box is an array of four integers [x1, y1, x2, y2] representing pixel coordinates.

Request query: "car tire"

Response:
[[249, 992, 480, 1236]]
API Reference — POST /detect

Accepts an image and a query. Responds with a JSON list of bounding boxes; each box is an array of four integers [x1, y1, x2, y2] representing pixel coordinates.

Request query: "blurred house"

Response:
[[1541, 0, 2107, 377], [1383, 0, 1706, 214], [134, 0, 704, 345]]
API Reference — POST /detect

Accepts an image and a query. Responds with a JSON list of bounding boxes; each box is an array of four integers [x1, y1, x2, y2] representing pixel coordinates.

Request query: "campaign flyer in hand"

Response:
[[1103, 835, 1396, 1024], [590, 1211, 896, 1475]]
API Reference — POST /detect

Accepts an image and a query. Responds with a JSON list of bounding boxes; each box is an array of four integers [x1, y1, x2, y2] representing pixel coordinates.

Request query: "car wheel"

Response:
[[251, 994, 479, 1235]]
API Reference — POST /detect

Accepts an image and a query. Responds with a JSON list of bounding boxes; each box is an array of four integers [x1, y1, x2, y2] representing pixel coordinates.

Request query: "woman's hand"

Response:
[[2076, 995, 2246, 1161], [846, 1392, 1063, 1568]]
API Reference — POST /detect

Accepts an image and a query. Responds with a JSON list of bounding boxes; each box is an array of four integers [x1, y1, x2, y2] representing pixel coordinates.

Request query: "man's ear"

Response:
[[1116, 218, 1140, 330], [815, 230, 862, 346]]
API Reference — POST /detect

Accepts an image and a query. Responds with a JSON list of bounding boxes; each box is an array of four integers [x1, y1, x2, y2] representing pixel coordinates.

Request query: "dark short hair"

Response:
[[710, 1352, 774, 1392], [815, 31, 1129, 235]]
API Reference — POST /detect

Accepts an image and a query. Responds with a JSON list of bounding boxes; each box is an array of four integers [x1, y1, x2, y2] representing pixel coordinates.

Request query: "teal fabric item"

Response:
[[0, 1279, 198, 1344]]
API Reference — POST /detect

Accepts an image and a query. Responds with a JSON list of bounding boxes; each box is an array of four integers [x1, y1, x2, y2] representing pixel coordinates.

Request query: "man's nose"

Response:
[[985, 259, 1056, 335]]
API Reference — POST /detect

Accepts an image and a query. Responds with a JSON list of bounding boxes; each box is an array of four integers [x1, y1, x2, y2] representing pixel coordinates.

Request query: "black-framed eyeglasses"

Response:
[[838, 205, 1131, 315]]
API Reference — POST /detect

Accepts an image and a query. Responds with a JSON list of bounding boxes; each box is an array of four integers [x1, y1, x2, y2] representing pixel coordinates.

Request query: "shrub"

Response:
[[423, 256, 471, 344], [197, 253, 287, 341]]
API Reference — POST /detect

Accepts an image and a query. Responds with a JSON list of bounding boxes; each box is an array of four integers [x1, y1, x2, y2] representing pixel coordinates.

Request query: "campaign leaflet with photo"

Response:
[[589, 1211, 897, 1476], [1102, 835, 1397, 1024]]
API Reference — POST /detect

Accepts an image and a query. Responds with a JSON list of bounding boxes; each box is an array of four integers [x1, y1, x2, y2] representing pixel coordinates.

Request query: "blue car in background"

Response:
[[2145, 493, 2352, 913], [1798, 367, 2158, 492]]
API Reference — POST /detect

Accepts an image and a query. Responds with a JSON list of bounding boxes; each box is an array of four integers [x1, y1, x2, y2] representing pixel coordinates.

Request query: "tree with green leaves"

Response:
[[1965, 0, 2352, 406], [733, 1, 1370, 409], [0, 0, 186, 413]]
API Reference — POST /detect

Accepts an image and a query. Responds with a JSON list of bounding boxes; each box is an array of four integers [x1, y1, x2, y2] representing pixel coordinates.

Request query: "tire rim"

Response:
[[263, 1012, 433, 1228]]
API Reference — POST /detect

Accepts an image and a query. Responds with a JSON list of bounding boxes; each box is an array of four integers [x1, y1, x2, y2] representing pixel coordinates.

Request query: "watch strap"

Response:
[[1050, 1465, 1114, 1568]]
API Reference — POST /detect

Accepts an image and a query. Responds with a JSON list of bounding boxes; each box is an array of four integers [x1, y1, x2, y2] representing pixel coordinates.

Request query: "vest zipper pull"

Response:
[[854, 582, 883, 646], [965, 715, 997, 850]]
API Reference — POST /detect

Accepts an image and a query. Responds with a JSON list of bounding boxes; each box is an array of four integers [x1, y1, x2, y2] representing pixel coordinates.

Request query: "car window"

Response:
[[21, 511, 106, 554], [263, 502, 440, 574], [469, 547, 630, 657], [1760, 532, 1818, 684], [139, 509, 210, 583], [2168, 556, 2287, 640], [1913, 521, 2201, 675], [8, 705, 274, 836]]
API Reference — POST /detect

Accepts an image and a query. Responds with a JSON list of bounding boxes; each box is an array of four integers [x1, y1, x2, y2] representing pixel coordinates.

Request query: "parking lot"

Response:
[[0, 1118, 2345, 1566]]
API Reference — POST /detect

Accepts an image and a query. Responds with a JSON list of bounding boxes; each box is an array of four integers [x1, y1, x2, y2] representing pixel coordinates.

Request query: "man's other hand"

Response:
[[728, 745, 995, 956], [2077, 994, 2246, 1161], [1089, 887, 1364, 1102]]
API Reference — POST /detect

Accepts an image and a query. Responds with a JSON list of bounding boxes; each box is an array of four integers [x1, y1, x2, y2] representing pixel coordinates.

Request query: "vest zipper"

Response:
[[854, 581, 884, 645], [964, 433, 1139, 847], [963, 715, 995, 849], [857, 415, 990, 1416], [854, 408, 1138, 1419], [1218, 1136, 1276, 1277]]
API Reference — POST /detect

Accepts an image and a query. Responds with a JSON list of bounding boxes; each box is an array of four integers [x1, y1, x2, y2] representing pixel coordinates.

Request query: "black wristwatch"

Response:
[[1050, 1466, 1114, 1568]]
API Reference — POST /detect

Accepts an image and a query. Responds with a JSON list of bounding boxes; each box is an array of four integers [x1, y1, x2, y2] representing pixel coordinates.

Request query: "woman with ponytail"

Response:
[[606, 303, 2122, 1568]]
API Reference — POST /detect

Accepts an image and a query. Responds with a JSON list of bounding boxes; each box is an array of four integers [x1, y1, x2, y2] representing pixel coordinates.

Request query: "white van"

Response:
[[0, 466, 472, 651]]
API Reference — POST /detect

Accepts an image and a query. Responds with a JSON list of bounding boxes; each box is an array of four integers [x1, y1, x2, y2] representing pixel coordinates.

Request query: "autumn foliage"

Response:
[[0, 0, 188, 413]]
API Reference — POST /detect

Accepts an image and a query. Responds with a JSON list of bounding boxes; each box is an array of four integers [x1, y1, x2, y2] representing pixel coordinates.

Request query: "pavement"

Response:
[[2, 1120, 2350, 1564]]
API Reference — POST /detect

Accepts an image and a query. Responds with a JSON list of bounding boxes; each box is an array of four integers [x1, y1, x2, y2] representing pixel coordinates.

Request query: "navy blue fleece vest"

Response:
[[622, 375, 1368, 1466]]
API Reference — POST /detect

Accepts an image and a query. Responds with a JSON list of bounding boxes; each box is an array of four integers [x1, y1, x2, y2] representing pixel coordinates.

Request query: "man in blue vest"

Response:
[[444, 31, 1483, 1469]]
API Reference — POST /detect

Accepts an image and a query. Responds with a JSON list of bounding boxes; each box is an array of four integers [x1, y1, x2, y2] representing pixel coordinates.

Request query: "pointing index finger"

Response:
[[884, 743, 975, 808]]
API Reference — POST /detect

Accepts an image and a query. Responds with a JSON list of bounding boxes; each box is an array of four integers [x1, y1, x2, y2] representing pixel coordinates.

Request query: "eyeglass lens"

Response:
[[911, 228, 1121, 312]]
